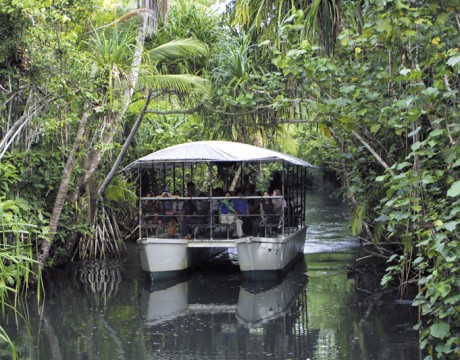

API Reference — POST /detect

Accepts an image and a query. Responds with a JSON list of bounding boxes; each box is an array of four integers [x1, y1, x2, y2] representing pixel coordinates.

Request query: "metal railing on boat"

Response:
[[139, 195, 305, 241]]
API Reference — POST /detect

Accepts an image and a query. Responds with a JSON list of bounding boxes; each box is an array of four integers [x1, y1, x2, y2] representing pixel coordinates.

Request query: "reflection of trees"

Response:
[[142, 309, 316, 359], [7, 258, 142, 360], [307, 252, 419, 360], [100, 318, 126, 360], [76, 260, 122, 308], [42, 315, 63, 360]]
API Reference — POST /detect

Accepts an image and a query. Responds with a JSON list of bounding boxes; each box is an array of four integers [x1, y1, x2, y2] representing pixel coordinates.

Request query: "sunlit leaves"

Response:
[[0, 163, 41, 359], [430, 322, 450, 339], [85, 26, 136, 104], [143, 74, 210, 94], [446, 54, 460, 69], [447, 181, 460, 198], [148, 38, 209, 62]]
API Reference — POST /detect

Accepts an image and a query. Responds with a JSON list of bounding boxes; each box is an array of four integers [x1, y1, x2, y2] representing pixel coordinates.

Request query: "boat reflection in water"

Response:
[[140, 262, 317, 359]]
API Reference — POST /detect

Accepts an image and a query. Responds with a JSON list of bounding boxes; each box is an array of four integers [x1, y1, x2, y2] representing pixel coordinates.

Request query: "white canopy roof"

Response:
[[125, 141, 314, 169]]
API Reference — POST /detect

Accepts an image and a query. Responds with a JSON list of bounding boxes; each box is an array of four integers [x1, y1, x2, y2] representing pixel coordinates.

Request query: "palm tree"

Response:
[[230, 0, 341, 55], [39, 3, 210, 267]]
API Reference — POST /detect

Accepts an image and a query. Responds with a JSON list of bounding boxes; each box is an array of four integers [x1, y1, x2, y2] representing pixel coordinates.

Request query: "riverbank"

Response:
[[1, 192, 420, 359]]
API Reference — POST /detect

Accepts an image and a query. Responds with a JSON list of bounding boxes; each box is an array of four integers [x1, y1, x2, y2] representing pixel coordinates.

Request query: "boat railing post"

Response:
[[209, 163, 213, 241], [208, 198, 213, 240], [139, 168, 142, 239]]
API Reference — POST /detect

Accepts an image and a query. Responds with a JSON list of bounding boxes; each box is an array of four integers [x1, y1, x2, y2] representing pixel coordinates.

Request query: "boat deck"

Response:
[[187, 240, 236, 248], [142, 221, 293, 242]]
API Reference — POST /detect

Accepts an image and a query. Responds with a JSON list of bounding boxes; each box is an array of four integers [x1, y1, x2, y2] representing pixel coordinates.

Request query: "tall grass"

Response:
[[0, 162, 42, 358], [0, 219, 40, 360], [0, 325, 17, 360]]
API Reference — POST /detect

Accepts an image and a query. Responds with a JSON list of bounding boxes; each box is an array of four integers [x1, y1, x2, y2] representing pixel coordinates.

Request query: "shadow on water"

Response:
[[1, 192, 420, 359]]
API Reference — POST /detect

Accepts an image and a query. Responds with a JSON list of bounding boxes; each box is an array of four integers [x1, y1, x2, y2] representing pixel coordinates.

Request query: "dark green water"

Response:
[[2, 192, 420, 359]]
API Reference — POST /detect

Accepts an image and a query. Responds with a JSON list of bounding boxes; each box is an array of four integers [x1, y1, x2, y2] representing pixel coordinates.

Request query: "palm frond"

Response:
[[304, 0, 322, 40], [142, 74, 210, 94], [372, 221, 385, 244], [85, 26, 136, 103], [86, 27, 135, 69], [351, 201, 368, 236], [304, 0, 341, 55], [105, 176, 137, 203], [149, 38, 209, 62]]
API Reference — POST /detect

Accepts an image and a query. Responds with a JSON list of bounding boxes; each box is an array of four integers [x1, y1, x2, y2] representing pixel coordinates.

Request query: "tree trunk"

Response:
[[98, 91, 153, 196], [69, 12, 148, 203], [38, 101, 90, 270], [49, 13, 150, 263]]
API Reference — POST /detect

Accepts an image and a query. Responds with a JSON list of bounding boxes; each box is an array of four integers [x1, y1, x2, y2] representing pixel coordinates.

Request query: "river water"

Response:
[[2, 192, 420, 359]]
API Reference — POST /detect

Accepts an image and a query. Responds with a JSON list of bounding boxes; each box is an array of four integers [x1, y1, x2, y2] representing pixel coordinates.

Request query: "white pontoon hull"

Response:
[[138, 237, 226, 280], [236, 227, 307, 280], [137, 227, 307, 280]]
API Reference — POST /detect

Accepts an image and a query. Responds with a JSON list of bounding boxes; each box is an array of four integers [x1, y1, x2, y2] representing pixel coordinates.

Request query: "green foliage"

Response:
[[376, 125, 459, 358], [85, 25, 136, 104], [105, 175, 137, 203], [0, 325, 17, 360], [5, 150, 65, 211], [250, 1, 460, 358], [0, 161, 42, 359], [149, 38, 209, 62], [0, 0, 459, 357]]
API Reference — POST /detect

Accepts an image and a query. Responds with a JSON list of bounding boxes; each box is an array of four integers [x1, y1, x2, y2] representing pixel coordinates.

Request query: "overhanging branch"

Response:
[[145, 102, 204, 115]]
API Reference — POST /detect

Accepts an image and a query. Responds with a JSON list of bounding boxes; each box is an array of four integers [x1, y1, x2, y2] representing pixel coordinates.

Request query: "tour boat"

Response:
[[125, 141, 314, 281]]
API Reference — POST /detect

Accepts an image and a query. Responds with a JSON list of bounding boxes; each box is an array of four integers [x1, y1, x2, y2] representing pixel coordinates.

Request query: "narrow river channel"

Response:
[[3, 192, 420, 359]]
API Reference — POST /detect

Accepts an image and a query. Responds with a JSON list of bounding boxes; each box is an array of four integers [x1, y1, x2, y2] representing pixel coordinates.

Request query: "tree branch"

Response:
[[98, 92, 154, 196], [351, 130, 395, 175], [145, 102, 203, 115], [83, 8, 157, 34]]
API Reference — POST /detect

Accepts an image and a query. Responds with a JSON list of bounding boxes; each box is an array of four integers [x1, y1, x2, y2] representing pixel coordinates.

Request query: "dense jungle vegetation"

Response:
[[0, 0, 459, 358]]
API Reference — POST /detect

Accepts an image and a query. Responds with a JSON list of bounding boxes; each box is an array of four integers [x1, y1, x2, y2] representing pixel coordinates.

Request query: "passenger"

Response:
[[159, 187, 174, 213], [272, 188, 287, 229], [211, 187, 224, 227], [181, 185, 209, 240], [260, 191, 274, 224], [158, 187, 178, 237], [232, 189, 249, 237], [172, 190, 184, 214], [143, 192, 162, 225], [247, 184, 261, 236], [219, 191, 236, 223], [182, 181, 197, 214], [219, 191, 244, 238]]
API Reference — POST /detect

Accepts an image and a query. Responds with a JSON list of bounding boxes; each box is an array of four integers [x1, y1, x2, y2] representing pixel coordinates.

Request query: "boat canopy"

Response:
[[125, 141, 314, 169]]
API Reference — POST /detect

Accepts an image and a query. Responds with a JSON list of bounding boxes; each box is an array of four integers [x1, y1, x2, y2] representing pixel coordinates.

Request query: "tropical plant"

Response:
[[230, 0, 341, 55], [0, 161, 42, 359], [227, 0, 460, 358]]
